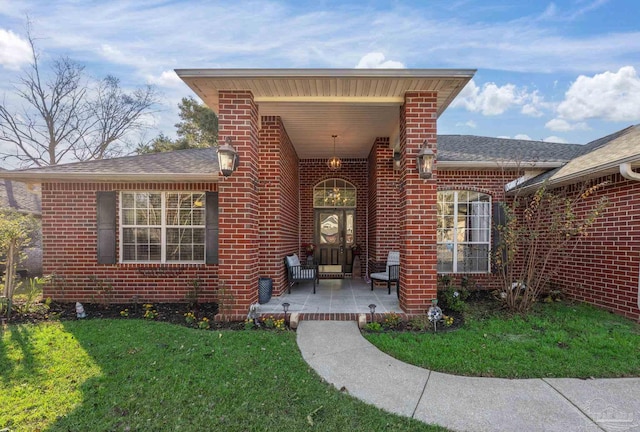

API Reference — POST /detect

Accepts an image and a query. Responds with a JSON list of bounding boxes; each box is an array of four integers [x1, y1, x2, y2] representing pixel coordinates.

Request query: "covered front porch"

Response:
[[175, 68, 475, 317], [259, 278, 402, 315]]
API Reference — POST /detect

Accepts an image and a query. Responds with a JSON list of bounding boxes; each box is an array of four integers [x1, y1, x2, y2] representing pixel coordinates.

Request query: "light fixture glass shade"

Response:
[[327, 156, 342, 170], [416, 146, 434, 179], [327, 134, 342, 170], [393, 151, 401, 170], [218, 136, 239, 177]]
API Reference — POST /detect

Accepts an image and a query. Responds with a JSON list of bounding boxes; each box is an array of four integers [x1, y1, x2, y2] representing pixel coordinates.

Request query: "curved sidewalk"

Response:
[[296, 321, 640, 432]]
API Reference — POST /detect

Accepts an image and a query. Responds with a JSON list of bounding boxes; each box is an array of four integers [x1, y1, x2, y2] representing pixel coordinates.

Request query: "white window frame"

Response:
[[313, 178, 357, 208], [437, 190, 491, 274], [119, 191, 206, 264]]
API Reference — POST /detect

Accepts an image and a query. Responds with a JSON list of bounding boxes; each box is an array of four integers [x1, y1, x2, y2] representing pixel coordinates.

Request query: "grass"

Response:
[[0, 320, 447, 432], [365, 301, 640, 379]]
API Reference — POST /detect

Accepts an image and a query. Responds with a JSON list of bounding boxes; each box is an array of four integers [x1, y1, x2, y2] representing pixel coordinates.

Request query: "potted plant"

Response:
[[302, 242, 316, 257]]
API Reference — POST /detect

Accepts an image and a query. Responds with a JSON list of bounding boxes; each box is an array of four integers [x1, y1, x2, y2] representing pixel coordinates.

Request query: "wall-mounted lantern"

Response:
[[218, 136, 240, 177], [416, 143, 434, 179]]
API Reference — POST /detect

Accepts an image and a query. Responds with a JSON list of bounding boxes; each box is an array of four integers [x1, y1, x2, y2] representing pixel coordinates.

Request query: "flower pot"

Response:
[[258, 277, 273, 304]]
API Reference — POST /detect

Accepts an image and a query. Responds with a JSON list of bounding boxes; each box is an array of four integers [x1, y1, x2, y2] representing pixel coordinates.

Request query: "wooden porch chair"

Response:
[[370, 251, 400, 295]]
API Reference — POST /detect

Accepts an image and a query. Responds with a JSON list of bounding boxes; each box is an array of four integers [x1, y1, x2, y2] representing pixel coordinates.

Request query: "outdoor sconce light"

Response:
[[416, 143, 434, 179], [282, 302, 290, 323], [393, 151, 401, 171], [217, 136, 240, 177], [368, 303, 376, 323]]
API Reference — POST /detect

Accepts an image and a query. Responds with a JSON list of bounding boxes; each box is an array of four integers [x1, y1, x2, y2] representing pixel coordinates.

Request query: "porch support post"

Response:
[[398, 92, 438, 313], [217, 90, 260, 317], [368, 137, 399, 266]]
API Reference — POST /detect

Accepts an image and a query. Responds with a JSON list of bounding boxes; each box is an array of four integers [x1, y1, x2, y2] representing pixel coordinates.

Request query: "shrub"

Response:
[[409, 315, 430, 331], [261, 315, 285, 331], [364, 322, 382, 332], [382, 312, 401, 329], [437, 286, 469, 313]]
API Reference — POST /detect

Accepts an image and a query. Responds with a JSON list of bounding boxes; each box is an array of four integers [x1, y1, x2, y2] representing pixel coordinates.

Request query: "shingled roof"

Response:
[[0, 169, 41, 215], [437, 135, 582, 164], [1, 147, 220, 182], [2, 127, 638, 186], [515, 125, 640, 191]]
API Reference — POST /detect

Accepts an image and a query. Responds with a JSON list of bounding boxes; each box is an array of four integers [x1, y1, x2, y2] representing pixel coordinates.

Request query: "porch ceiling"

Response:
[[175, 69, 475, 159]]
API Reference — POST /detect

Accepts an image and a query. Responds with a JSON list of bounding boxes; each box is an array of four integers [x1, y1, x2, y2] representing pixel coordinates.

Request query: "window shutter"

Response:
[[96, 191, 116, 264], [205, 191, 219, 264], [491, 202, 507, 273]]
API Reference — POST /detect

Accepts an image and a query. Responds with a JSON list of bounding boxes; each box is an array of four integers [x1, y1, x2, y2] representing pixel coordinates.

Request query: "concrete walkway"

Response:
[[297, 321, 640, 432]]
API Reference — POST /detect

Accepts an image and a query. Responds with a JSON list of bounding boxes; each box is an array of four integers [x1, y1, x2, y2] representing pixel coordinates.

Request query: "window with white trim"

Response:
[[313, 179, 356, 208], [437, 190, 491, 273], [120, 192, 205, 263]]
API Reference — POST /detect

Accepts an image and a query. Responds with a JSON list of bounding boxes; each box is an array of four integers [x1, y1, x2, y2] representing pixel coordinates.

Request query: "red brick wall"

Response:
[[258, 116, 300, 296], [545, 174, 640, 321], [367, 137, 400, 272], [398, 92, 438, 313], [217, 91, 260, 314], [41, 182, 219, 303], [299, 159, 368, 262]]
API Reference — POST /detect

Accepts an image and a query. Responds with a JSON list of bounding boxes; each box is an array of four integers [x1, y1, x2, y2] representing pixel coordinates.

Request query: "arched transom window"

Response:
[[437, 190, 491, 273], [313, 179, 356, 208]]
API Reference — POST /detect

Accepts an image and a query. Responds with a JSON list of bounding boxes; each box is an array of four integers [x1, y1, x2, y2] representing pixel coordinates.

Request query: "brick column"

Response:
[[367, 137, 400, 270], [258, 116, 300, 296], [217, 91, 260, 316], [398, 92, 438, 313]]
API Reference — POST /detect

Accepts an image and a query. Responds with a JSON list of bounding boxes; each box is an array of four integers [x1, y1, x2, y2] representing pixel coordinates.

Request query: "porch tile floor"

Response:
[[258, 278, 402, 315]]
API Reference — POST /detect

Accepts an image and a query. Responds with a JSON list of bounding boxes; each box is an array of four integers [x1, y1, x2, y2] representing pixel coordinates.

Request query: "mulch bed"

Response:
[[363, 309, 465, 334], [3, 301, 244, 330]]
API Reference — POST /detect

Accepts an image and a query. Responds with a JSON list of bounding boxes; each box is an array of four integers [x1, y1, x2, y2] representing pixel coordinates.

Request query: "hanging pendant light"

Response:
[[327, 134, 342, 171]]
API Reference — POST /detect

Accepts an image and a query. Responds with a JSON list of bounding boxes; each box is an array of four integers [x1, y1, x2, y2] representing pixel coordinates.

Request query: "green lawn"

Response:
[[365, 301, 640, 379], [0, 320, 447, 432]]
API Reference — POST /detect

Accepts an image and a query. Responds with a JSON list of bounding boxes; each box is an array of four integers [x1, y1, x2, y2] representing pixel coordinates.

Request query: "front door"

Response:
[[315, 209, 355, 274]]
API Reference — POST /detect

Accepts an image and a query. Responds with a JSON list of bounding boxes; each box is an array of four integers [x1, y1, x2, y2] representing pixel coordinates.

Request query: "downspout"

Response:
[[620, 163, 640, 316]]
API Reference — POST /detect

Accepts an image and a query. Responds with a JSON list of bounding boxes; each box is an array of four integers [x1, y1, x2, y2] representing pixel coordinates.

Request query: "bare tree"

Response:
[[0, 29, 157, 167]]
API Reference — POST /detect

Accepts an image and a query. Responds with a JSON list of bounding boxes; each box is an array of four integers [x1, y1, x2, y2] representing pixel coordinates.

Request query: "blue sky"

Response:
[[0, 0, 638, 161]]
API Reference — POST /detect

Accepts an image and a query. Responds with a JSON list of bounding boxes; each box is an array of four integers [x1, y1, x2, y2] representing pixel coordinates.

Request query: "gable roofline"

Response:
[[0, 147, 221, 183], [510, 124, 640, 194]]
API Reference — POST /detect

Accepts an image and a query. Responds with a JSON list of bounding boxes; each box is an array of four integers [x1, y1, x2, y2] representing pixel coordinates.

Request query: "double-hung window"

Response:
[[437, 190, 491, 273], [120, 192, 206, 263]]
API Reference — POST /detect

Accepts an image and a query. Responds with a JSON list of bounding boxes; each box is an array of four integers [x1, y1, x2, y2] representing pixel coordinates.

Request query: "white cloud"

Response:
[[556, 66, 640, 122], [543, 136, 568, 143], [455, 120, 477, 128], [147, 70, 183, 88], [520, 91, 546, 117], [355, 52, 404, 69], [545, 118, 589, 132], [451, 80, 545, 116], [0, 29, 31, 70], [514, 134, 532, 140]]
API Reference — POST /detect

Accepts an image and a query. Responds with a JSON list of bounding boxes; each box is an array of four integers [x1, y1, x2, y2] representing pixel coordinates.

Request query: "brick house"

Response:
[[3, 69, 639, 321]]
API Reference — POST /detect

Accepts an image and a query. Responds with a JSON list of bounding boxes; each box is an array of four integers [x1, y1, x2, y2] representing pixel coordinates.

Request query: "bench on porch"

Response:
[[285, 253, 319, 294], [370, 251, 400, 296]]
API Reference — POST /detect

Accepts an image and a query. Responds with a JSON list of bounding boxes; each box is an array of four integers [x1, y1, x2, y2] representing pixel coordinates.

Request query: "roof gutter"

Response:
[[620, 162, 640, 181], [509, 156, 640, 195], [0, 172, 219, 182]]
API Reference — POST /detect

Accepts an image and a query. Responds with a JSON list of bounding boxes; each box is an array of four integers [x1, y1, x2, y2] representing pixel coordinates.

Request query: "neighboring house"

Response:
[[1, 69, 638, 321], [0, 169, 43, 276]]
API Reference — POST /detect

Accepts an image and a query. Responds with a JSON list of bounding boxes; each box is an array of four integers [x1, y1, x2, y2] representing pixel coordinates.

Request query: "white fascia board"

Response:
[[0, 172, 219, 182]]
